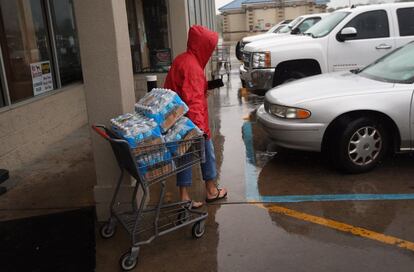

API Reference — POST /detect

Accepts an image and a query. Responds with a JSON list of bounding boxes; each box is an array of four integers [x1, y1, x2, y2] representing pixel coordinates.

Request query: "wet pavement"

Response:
[[2, 42, 414, 271], [0, 127, 95, 221], [96, 44, 414, 271]]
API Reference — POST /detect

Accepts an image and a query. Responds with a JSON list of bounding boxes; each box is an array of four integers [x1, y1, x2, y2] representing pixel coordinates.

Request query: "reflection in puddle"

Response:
[[242, 120, 276, 200], [238, 88, 265, 108]]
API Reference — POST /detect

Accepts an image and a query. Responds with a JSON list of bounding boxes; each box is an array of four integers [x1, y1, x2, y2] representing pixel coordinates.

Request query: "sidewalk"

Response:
[[0, 126, 95, 221]]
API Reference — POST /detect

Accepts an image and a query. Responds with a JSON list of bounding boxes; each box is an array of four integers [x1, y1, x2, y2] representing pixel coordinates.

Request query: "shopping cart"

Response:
[[211, 45, 231, 81], [92, 125, 208, 271]]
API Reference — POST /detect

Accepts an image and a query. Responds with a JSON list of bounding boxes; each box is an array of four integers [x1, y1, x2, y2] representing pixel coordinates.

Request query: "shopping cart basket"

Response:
[[92, 125, 208, 271]]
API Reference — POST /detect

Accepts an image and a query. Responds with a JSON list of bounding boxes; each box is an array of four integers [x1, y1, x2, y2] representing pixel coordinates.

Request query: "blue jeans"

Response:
[[176, 139, 217, 187]]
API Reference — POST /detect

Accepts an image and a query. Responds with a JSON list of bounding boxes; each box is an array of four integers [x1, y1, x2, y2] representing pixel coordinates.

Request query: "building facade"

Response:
[[219, 0, 329, 41], [0, 0, 216, 219]]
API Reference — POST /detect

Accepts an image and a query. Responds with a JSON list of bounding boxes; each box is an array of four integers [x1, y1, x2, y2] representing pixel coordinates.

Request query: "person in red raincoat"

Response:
[[164, 25, 227, 207]]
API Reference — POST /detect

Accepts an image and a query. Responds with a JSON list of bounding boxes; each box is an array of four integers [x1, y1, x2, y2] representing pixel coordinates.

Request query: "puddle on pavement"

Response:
[[239, 95, 414, 199]]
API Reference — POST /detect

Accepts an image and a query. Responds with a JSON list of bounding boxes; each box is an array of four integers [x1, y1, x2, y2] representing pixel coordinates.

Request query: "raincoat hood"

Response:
[[187, 25, 219, 68]]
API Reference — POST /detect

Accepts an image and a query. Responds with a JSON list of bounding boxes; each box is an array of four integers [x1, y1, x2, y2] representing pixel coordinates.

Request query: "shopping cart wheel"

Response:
[[120, 252, 138, 271], [192, 221, 205, 239], [100, 223, 116, 239], [177, 209, 190, 225]]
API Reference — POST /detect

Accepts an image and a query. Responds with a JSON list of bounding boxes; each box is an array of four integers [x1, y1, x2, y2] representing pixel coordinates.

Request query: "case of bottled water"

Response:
[[110, 113, 163, 148], [135, 88, 189, 133], [164, 117, 203, 156]]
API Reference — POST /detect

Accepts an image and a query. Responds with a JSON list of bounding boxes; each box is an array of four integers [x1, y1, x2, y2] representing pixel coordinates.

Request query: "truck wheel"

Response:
[[330, 117, 388, 174]]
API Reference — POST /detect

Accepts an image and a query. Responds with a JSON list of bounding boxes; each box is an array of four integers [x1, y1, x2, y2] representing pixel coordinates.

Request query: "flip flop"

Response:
[[205, 188, 227, 203]]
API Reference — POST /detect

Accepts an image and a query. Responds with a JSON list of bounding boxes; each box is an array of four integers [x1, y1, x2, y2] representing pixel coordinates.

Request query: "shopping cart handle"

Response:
[[92, 124, 110, 140]]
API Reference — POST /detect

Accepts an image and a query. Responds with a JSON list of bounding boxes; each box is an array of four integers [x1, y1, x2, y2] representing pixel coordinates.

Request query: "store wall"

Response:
[[313, 6, 326, 13], [253, 8, 277, 31], [285, 6, 309, 19], [225, 13, 246, 33], [223, 32, 247, 42], [222, 3, 327, 41], [0, 84, 87, 172]]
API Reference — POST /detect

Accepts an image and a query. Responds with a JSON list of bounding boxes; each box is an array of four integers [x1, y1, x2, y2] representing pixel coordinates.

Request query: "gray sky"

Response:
[[215, 0, 397, 12]]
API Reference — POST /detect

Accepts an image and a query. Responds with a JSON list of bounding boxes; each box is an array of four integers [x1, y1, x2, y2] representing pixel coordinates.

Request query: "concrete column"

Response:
[[73, 0, 136, 220], [168, 0, 189, 58]]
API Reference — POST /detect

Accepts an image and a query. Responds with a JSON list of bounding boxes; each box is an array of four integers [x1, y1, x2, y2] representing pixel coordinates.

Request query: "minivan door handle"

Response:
[[375, 44, 392, 50]]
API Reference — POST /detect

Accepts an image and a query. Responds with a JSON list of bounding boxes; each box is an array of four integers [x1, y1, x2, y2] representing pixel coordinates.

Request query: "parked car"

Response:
[[257, 41, 414, 173], [241, 3, 414, 93], [236, 14, 327, 62], [236, 20, 291, 61], [267, 20, 292, 34]]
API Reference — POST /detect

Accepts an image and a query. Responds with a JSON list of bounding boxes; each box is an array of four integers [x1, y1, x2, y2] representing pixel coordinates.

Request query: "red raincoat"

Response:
[[164, 25, 218, 139]]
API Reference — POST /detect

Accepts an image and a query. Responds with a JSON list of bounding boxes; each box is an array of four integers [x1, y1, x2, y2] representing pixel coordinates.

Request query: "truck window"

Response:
[[305, 12, 349, 38], [279, 16, 302, 33], [343, 10, 389, 40], [296, 18, 321, 33], [397, 8, 414, 36]]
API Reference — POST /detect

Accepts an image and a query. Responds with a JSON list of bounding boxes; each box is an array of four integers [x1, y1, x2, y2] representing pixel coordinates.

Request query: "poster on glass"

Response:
[[30, 61, 54, 96]]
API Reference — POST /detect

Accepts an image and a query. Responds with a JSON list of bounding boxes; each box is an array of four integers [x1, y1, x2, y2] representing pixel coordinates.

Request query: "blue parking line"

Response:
[[242, 121, 414, 203]]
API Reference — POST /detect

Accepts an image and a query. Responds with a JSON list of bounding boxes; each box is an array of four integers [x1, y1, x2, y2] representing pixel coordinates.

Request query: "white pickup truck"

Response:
[[236, 14, 327, 61], [241, 3, 414, 92]]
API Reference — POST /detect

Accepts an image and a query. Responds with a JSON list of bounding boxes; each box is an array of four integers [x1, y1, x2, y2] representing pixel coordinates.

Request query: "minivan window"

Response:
[[359, 42, 414, 84], [397, 8, 414, 36], [343, 10, 389, 40], [305, 12, 349, 38]]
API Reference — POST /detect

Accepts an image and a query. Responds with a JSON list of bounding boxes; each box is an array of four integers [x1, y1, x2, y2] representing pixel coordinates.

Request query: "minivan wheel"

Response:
[[331, 117, 388, 174]]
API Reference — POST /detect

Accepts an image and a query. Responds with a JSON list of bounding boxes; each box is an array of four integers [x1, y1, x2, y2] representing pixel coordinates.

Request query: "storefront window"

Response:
[[0, 0, 55, 103], [50, 0, 82, 86], [127, 0, 171, 73], [0, 0, 82, 106]]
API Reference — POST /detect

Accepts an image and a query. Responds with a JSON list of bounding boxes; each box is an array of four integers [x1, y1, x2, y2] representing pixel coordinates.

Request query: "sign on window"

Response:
[[30, 61, 54, 96]]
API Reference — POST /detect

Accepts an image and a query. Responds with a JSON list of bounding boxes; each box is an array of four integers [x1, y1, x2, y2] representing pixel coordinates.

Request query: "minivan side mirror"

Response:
[[337, 27, 357, 42], [290, 27, 300, 35]]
